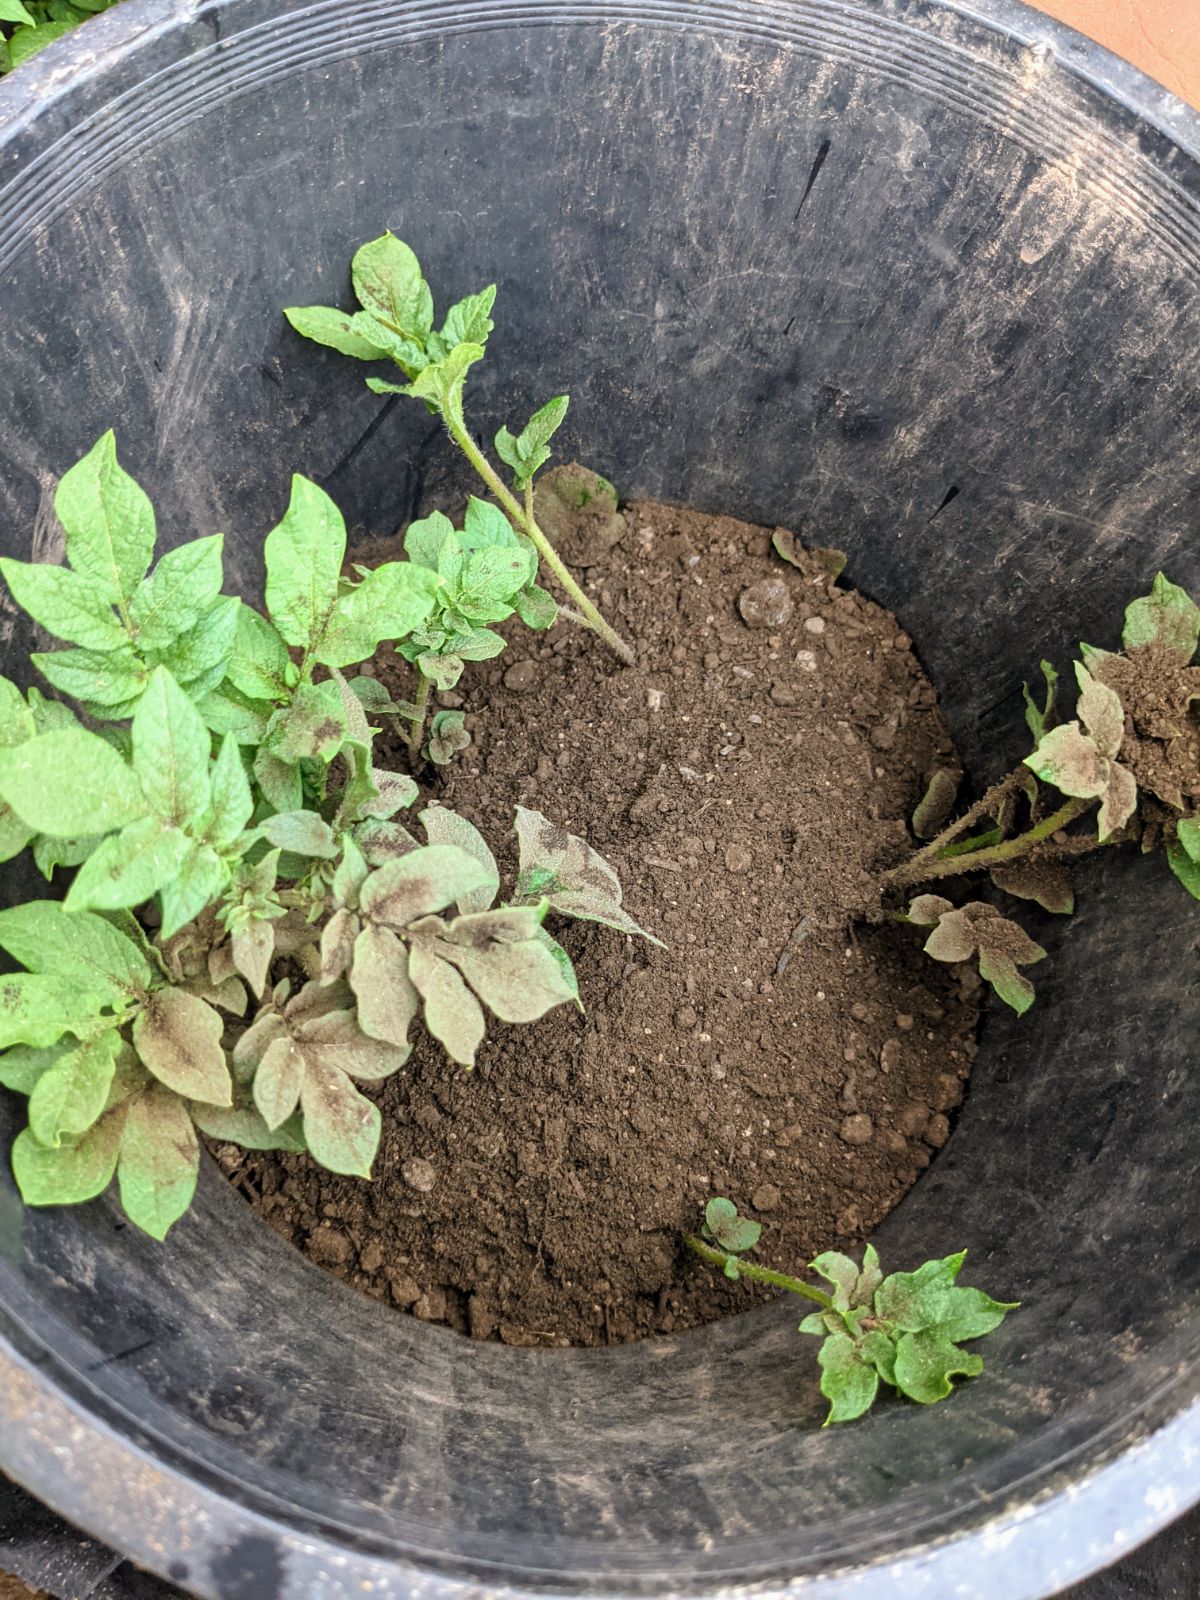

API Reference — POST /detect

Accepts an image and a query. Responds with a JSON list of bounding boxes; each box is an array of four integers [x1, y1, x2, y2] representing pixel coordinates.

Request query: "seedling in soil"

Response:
[[882, 573, 1200, 1012], [284, 232, 634, 664], [0, 435, 659, 1237], [392, 496, 555, 758], [686, 1199, 1015, 1423]]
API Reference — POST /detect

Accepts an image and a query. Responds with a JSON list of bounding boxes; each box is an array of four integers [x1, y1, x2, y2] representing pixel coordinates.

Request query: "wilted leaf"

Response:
[[409, 942, 485, 1068], [418, 808, 499, 914], [360, 844, 492, 928], [512, 805, 662, 946], [298, 1057, 381, 1177], [1097, 760, 1138, 843], [702, 1195, 762, 1254], [990, 859, 1074, 915], [817, 1333, 879, 1424], [907, 894, 954, 927], [133, 989, 231, 1106], [231, 919, 275, 998], [1025, 722, 1108, 799], [1074, 664, 1124, 759], [912, 769, 959, 840], [427, 709, 471, 766], [349, 923, 420, 1046], [1167, 839, 1200, 899], [1022, 659, 1059, 745], [269, 680, 346, 762], [253, 1034, 305, 1129]]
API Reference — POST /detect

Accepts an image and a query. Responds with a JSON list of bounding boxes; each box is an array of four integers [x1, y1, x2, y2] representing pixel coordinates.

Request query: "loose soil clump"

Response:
[[227, 498, 981, 1345]]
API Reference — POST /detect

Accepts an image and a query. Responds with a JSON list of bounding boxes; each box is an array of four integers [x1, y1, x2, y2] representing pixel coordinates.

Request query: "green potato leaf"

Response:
[[54, 432, 155, 606], [132, 666, 212, 828], [263, 475, 346, 651], [128, 534, 224, 650], [0, 558, 126, 650], [65, 815, 190, 912], [284, 305, 390, 360], [0, 728, 147, 837]]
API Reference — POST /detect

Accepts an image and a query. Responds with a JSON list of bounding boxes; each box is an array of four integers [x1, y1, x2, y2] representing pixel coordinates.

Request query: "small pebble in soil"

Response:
[[738, 578, 793, 628], [724, 844, 752, 873], [503, 660, 539, 692], [751, 1183, 781, 1212], [839, 1114, 874, 1146], [402, 1158, 437, 1193], [803, 616, 826, 636]]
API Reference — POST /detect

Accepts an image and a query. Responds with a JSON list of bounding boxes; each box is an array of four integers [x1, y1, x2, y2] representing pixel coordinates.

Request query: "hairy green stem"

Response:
[[897, 769, 1023, 883], [442, 409, 635, 665], [404, 669, 432, 759], [887, 796, 1092, 888], [684, 1236, 833, 1307]]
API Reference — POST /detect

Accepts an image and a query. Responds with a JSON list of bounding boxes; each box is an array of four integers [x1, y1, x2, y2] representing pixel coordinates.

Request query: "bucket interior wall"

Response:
[[1, 3, 1198, 1597]]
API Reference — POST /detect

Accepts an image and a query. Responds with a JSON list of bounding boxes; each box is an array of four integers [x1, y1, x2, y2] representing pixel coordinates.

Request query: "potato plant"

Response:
[[0, 434, 658, 1237], [284, 231, 635, 665], [687, 1199, 1015, 1424], [881, 574, 1200, 1013]]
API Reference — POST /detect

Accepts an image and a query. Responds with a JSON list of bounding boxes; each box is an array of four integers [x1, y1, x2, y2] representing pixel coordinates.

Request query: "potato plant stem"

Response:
[[887, 795, 1092, 888], [405, 668, 432, 759], [443, 409, 635, 665], [684, 1236, 833, 1307]]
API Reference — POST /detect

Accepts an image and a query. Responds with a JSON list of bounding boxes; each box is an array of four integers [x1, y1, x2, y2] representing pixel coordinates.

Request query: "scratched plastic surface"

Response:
[[0, 2, 1198, 1597]]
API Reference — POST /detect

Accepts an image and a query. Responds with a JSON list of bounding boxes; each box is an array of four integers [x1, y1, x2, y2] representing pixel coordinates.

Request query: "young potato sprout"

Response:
[[687, 1199, 1015, 1424], [876, 573, 1200, 1013], [284, 232, 634, 665], [0, 434, 658, 1237]]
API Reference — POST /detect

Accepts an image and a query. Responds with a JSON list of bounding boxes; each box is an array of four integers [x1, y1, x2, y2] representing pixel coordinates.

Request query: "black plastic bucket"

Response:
[[1, 2, 1198, 1596]]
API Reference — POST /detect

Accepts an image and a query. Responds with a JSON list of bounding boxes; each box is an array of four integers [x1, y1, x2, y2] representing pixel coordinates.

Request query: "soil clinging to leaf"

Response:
[[228, 498, 981, 1346]]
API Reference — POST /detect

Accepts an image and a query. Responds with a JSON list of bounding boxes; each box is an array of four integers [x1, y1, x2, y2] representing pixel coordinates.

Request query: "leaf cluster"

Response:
[[907, 896, 1046, 1015], [896, 572, 1200, 1015], [0, 437, 659, 1237], [690, 1200, 1014, 1424], [395, 498, 556, 696], [800, 1247, 1016, 1424]]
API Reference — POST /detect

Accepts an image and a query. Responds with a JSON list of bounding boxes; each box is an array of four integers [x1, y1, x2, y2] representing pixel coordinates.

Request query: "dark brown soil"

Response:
[[228, 497, 981, 1346]]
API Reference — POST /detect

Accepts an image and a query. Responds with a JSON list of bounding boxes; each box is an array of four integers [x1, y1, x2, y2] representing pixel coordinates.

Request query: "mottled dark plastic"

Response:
[[0, 2, 1198, 1597]]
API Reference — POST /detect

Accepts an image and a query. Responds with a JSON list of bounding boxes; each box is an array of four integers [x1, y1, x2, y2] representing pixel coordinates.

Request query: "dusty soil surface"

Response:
[[230, 497, 981, 1345]]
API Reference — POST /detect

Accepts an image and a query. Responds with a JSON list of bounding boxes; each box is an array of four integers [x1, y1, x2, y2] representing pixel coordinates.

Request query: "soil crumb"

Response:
[[231, 498, 980, 1345]]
